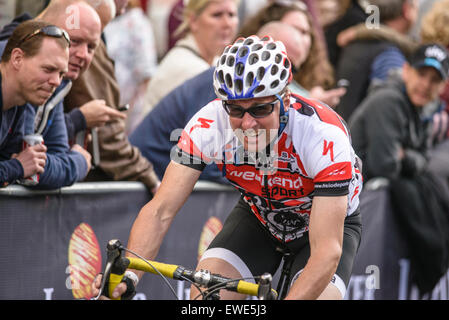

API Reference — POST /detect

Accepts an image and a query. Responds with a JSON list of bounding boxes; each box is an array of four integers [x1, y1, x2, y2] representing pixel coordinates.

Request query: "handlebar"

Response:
[[97, 239, 278, 300]]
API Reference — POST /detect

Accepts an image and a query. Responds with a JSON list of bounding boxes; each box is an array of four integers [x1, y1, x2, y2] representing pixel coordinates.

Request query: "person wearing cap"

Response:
[[349, 43, 449, 182], [349, 43, 449, 294], [93, 35, 363, 300]]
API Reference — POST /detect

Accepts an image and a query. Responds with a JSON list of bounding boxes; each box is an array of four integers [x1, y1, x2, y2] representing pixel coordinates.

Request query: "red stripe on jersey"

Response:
[[314, 161, 352, 183], [177, 129, 211, 162]]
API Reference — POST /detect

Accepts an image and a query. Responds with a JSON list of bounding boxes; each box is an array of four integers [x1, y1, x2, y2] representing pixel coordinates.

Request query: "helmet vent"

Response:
[[236, 62, 244, 76], [256, 66, 265, 81], [238, 46, 249, 58], [227, 55, 235, 67], [225, 73, 233, 88], [261, 51, 271, 61], [248, 53, 259, 65], [245, 72, 254, 87], [270, 80, 279, 89], [267, 42, 277, 50], [235, 79, 243, 95], [254, 85, 265, 94]]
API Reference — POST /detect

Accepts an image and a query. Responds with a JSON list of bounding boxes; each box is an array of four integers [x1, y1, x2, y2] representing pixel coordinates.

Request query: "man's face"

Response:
[[403, 63, 446, 107], [63, 14, 101, 80], [227, 93, 290, 152], [17, 37, 69, 106]]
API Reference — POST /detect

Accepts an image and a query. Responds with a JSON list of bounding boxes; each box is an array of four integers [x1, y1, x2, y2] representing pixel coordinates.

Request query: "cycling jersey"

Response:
[[175, 93, 363, 242]]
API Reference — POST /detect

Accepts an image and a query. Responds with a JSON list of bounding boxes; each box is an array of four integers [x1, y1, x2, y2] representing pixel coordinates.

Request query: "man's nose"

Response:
[[48, 72, 62, 87], [74, 44, 88, 60], [240, 112, 258, 130]]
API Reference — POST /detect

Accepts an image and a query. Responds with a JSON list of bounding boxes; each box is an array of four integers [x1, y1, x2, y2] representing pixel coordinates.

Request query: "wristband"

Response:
[[124, 270, 139, 287]]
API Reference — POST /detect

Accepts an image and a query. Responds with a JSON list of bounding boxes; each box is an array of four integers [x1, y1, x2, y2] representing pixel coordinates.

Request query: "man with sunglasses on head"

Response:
[[0, 0, 130, 189], [0, 20, 70, 186], [93, 35, 363, 300]]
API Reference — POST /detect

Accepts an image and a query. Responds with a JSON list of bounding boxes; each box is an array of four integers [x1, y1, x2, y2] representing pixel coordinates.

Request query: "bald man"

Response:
[[64, 0, 162, 194]]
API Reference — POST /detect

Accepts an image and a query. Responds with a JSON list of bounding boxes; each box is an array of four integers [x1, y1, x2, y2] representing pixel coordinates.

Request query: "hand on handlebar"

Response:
[[92, 273, 129, 300]]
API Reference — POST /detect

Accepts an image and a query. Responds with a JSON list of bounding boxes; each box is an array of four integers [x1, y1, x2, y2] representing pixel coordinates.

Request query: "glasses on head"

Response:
[[222, 98, 279, 119], [18, 25, 71, 48]]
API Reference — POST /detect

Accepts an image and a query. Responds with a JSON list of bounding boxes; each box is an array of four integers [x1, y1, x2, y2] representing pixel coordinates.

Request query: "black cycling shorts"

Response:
[[201, 196, 362, 298]]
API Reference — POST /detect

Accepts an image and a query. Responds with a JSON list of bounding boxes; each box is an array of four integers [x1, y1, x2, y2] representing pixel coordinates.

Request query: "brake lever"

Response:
[[92, 239, 123, 300]]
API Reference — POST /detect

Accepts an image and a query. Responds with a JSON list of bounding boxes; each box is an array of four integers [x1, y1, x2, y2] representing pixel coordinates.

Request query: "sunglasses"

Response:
[[222, 99, 278, 118], [18, 25, 71, 48]]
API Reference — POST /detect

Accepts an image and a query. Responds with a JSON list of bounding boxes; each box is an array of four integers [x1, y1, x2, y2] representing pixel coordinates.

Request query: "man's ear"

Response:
[[402, 62, 411, 81], [9, 48, 25, 71]]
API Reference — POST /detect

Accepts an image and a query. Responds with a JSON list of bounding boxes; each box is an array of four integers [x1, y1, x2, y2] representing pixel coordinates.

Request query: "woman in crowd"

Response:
[[141, 0, 239, 118], [237, 0, 346, 108]]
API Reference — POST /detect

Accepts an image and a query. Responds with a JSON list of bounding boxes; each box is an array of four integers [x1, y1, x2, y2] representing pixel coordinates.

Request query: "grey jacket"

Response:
[[348, 74, 431, 181]]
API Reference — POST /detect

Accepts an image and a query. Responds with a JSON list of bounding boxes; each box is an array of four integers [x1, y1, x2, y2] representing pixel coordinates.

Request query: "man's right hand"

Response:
[[79, 99, 127, 129], [12, 144, 47, 178], [71, 144, 92, 172]]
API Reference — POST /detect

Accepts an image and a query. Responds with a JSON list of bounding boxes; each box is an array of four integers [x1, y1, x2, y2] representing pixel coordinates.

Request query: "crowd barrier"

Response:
[[0, 180, 447, 300]]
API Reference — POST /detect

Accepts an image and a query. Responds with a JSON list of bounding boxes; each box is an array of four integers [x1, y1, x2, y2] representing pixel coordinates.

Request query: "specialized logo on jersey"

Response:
[[323, 139, 335, 162]]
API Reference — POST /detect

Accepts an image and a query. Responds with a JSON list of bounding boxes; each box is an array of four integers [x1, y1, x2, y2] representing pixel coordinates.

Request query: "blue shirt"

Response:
[[129, 67, 228, 184], [0, 70, 26, 185]]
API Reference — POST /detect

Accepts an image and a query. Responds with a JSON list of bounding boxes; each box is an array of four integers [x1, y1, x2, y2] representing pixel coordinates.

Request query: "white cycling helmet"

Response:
[[213, 35, 292, 100]]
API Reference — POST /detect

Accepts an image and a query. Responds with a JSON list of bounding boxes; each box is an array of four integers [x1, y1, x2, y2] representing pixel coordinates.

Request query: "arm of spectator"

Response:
[[65, 108, 87, 143], [71, 144, 92, 172], [96, 118, 161, 192], [360, 94, 406, 179], [12, 144, 47, 178], [79, 99, 126, 129], [337, 23, 418, 56], [34, 103, 90, 189], [309, 86, 347, 108], [0, 159, 24, 186], [400, 148, 428, 177]]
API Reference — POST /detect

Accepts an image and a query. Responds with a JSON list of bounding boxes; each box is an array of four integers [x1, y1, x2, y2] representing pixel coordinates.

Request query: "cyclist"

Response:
[[93, 35, 363, 300]]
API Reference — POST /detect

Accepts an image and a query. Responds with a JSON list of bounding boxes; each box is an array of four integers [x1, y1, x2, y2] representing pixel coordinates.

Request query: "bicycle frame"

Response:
[[97, 239, 278, 300]]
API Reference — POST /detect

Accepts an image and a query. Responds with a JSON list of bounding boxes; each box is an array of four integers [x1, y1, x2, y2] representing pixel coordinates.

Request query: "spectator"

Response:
[[129, 21, 317, 183], [348, 43, 449, 294], [335, 0, 419, 121], [0, 20, 69, 186], [104, 0, 158, 134], [167, 0, 184, 52], [237, 0, 344, 108], [419, 0, 449, 181], [140, 0, 240, 117], [64, 0, 161, 194], [0, 1, 127, 145], [0, 1, 112, 189], [318, 0, 367, 68]]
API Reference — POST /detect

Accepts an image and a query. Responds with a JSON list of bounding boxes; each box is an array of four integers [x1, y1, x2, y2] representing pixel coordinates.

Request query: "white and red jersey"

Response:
[[175, 94, 363, 242]]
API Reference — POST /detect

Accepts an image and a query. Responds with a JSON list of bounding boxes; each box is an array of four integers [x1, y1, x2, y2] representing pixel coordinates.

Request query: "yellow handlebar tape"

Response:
[[236, 280, 259, 296], [127, 257, 179, 278]]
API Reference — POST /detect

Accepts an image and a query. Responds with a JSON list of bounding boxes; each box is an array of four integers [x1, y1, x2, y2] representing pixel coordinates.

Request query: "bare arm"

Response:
[[126, 161, 201, 274], [285, 195, 347, 300], [93, 161, 201, 298]]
